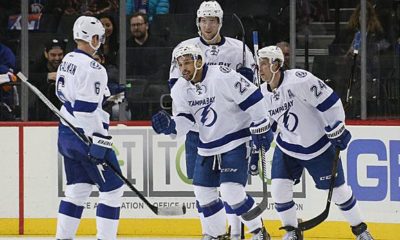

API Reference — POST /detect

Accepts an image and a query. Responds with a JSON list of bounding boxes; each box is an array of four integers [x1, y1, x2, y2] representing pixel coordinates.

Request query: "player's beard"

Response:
[[182, 71, 192, 81]]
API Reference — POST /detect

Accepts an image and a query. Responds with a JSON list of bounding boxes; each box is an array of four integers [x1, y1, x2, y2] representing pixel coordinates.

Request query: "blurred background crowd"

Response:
[[0, 0, 399, 121]]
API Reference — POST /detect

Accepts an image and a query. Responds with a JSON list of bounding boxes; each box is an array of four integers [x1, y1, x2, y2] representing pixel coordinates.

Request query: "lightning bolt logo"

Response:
[[195, 103, 217, 127], [282, 109, 298, 132]]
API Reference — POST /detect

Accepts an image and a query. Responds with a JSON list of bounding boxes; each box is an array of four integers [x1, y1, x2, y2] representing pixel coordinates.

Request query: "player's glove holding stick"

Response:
[[88, 133, 113, 165], [325, 121, 351, 150]]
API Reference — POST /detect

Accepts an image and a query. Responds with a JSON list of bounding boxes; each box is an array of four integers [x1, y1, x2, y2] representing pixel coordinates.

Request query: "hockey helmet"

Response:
[[196, 1, 223, 28], [73, 16, 105, 50], [173, 44, 205, 68], [258, 46, 285, 68]]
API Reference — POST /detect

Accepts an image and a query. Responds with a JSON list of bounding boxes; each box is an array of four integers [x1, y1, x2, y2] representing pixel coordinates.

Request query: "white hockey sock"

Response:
[[96, 203, 120, 240], [56, 200, 84, 239], [337, 195, 363, 226], [56, 213, 81, 239], [204, 207, 226, 237], [226, 213, 241, 236], [275, 203, 298, 228]]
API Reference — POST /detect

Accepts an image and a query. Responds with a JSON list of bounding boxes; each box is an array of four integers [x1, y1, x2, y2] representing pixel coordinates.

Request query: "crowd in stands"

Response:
[[0, 0, 399, 121]]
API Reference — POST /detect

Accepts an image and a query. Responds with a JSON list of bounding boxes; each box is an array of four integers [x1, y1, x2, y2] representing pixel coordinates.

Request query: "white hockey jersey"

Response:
[[169, 36, 256, 81], [171, 65, 268, 156], [56, 49, 110, 137], [260, 69, 345, 160]]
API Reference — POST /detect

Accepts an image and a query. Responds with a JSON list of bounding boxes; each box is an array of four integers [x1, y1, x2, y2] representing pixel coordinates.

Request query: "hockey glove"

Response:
[[237, 67, 254, 82], [250, 119, 273, 151], [325, 121, 351, 150], [249, 148, 260, 176], [88, 133, 113, 164], [151, 110, 177, 135]]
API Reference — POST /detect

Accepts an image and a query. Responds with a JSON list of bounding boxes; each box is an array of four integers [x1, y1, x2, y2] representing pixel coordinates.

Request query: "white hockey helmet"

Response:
[[73, 16, 105, 50], [196, 1, 223, 28], [258, 46, 285, 68], [173, 44, 205, 68]]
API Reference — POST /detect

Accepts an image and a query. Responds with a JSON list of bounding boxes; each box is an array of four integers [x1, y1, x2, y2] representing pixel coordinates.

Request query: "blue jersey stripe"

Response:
[[238, 89, 264, 111], [177, 112, 195, 123], [168, 78, 178, 89], [199, 128, 250, 149], [277, 134, 330, 154], [317, 92, 340, 112], [63, 102, 74, 116], [74, 100, 97, 113]]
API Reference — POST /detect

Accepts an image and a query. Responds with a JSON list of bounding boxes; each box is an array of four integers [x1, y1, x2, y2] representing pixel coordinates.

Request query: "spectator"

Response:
[[83, 0, 119, 16], [126, 0, 169, 22], [329, 1, 389, 57], [98, 14, 118, 66], [276, 41, 290, 70], [59, 0, 119, 16], [0, 40, 17, 121], [126, 12, 165, 47], [29, 38, 67, 120]]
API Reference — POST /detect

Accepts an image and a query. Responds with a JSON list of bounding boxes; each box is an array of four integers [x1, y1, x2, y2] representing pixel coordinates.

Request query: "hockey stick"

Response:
[[242, 146, 269, 221], [298, 32, 359, 230], [17, 72, 186, 216], [241, 31, 269, 221], [298, 148, 340, 231], [252, 31, 261, 86], [232, 13, 246, 67]]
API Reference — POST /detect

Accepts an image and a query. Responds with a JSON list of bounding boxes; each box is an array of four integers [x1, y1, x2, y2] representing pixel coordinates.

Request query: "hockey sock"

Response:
[[196, 200, 210, 235], [232, 195, 262, 233], [96, 203, 120, 240], [336, 194, 363, 226], [56, 200, 84, 239], [224, 202, 242, 236], [275, 201, 298, 228], [201, 199, 226, 237]]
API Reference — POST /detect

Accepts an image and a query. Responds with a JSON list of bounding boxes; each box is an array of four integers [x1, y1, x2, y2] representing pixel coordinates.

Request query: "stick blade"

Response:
[[241, 197, 268, 221], [298, 206, 329, 231], [156, 204, 186, 216]]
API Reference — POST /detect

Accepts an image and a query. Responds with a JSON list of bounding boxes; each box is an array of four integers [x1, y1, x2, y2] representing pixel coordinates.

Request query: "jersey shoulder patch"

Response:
[[90, 60, 102, 70], [219, 65, 232, 73], [295, 71, 307, 78]]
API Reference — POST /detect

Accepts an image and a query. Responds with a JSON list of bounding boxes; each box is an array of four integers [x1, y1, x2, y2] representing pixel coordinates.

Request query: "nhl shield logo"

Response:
[[295, 71, 307, 78]]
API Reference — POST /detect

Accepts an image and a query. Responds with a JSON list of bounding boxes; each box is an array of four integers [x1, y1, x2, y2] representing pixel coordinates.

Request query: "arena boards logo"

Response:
[[58, 128, 306, 199], [347, 139, 400, 202]]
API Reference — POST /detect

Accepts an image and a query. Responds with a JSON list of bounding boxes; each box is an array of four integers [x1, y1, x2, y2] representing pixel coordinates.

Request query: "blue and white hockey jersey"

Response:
[[56, 49, 110, 137], [260, 69, 345, 160], [171, 65, 268, 156], [169, 36, 256, 81]]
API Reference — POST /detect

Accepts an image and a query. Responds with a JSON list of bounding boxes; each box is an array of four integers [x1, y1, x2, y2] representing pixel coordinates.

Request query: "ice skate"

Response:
[[252, 226, 271, 240], [280, 226, 303, 240], [351, 222, 374, 240]]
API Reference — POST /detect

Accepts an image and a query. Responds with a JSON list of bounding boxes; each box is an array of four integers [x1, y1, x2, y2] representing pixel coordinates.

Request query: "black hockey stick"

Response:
[[242, 146, 269, 221], [242, 31, 270, 221], [17, 72, 186, 216], [232, 13, 246, 67], [298, 34, 358, 230], [298, 148, 340, 231]]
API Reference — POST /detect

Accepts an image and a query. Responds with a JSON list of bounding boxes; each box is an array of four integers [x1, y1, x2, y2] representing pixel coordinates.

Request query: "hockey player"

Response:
[[55, 16, 124, 240], [256, 46, 374, 240], [153, 44, 272, 240], [168, 1, 257, 238]]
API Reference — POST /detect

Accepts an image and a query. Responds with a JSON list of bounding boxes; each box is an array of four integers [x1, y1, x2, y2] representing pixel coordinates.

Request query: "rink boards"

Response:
[[0, 122, 399, 239]]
